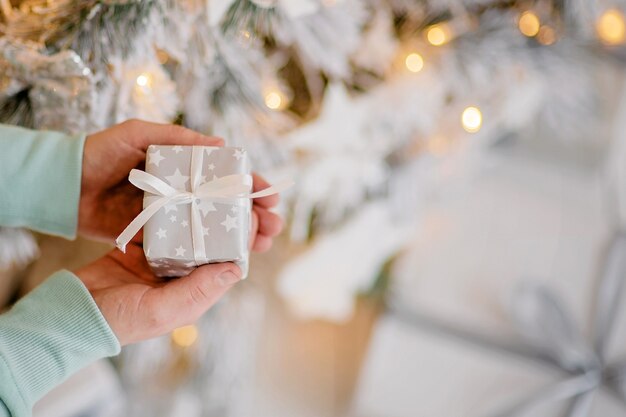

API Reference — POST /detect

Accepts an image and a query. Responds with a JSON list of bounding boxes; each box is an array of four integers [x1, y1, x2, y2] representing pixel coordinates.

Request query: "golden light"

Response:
[[136, 73, 150, 87], [264, 90, 285, 110], [405, 52, 424, 73], [461, 106, 483, 133], [537, 26, 556, 45], [238, 29, 254, 47], [156, 49, 170, 65], [597, 9, 626, 45], [171, 325, 199, 348], [240, 29, 251, 40], [518, 11, 540, 37], [426, 24, 451, 46]]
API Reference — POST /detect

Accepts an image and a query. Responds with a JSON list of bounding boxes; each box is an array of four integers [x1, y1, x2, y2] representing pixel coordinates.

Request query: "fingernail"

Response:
[[216, 271, 241, 287]]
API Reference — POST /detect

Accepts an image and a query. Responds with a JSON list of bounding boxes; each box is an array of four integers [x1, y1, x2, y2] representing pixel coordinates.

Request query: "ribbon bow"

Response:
[[391, 234, 626, 417], [116, 146, 293, 266]]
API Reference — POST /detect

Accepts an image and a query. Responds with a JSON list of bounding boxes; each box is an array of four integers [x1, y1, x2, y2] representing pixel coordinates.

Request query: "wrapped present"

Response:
[[350, 145, 626, 416], [352, 234, 626, 416], [116, 145, 290, 278]]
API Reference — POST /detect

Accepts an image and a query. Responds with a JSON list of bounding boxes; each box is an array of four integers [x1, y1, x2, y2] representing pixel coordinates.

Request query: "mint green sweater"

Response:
[[0, 125, 121, 417]]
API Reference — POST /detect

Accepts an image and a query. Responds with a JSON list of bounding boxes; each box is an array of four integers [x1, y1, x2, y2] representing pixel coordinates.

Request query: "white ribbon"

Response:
[[115, 146, 293, 266]]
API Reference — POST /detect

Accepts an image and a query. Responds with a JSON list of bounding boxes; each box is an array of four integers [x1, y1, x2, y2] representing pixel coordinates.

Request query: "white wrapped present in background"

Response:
[[351, 133, 626, 416]]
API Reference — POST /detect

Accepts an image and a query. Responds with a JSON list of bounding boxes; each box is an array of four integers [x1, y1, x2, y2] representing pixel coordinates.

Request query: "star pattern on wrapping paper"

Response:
[[164, 203, 178, 214], [145, 146, 254, 274], [165, 168, 190, 190], [172, 146, 184, 154], [205, 148, 216, 157], [221, 214, 238, 232], [233, 149, 245, 160], [197, 199, 217, 216], [148, 149, 165, 167]]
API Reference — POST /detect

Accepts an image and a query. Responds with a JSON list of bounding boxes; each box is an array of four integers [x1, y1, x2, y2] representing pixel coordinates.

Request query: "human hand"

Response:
[[79, 119, 223, 242], [75, 244, 242, 345], [249, 173, 283, 252], [79, 119, 284, 251]]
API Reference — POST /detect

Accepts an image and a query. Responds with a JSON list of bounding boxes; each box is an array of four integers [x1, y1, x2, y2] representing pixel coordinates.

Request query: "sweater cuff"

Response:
[[0, 125, 86, 239], [0, 271, 120, 417]]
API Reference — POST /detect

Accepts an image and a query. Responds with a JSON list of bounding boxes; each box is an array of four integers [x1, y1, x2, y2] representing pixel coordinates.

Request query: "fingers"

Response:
[[249, 210, 259, 250], [121, 119, 224, 150], [107, 244, 155, 281], [155, 262, 243, 326], [250, 206, 282, 253], [131, 229, 144, 244], [254, 205, 283, 237], [252, 235, 273, 253], [250, 174, 282, 253], [252, 173, 280, 208]]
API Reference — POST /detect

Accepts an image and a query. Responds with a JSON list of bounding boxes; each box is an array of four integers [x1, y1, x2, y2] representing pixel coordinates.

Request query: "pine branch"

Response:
[[1, 0, 158, 67], [0, 88, 33, 127], [220, 0, 278, 39], [61, 0, 159, 67]]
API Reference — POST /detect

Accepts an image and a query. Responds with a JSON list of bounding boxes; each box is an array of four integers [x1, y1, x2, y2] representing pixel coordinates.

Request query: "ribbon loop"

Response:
[[115, 148, 293, 267]]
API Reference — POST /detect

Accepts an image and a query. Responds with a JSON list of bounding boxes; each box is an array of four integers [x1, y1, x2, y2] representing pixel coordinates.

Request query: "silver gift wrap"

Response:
[[143, 145, 252, 278]]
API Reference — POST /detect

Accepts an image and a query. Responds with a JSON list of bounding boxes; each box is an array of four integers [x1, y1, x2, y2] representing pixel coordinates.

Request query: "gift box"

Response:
[[146, 145, 253, 277], [349, 143, 626, 416], [117, 145, 253, 278]]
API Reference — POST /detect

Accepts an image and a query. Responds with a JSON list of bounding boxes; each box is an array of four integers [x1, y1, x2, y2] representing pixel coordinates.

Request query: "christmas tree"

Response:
[[1, 0, 626, 416]]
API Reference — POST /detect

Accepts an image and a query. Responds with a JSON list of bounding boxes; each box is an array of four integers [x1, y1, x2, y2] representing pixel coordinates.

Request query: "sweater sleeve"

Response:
[[0, 124, 85, 239], [0, 270, 121, 417]]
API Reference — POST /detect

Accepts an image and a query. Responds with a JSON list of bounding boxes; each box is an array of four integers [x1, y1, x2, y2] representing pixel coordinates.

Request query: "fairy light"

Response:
[[461, 106, 482, 133], [171, 325, 198, 348], [135, 73, 152, 90], [240, 29, 251, 41], [537, 26, 556, 45], [134, 72, 155, 96], [237, 29, 254, 47], [264, 87, 290, 110], [518, 11, 540, 37], [597, 9, 626, 45], [405, 52, 424, 73], [426, 23, 451, 46], [264, 91, 283, 110]]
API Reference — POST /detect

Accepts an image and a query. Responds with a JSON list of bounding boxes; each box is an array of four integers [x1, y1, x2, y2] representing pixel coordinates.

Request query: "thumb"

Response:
[[156, 262, 243, 326]]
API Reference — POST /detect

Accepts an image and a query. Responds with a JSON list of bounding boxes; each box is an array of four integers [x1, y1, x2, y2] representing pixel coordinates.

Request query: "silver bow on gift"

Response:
[[391, 234, 626, 417], [0, 37, 95, 133]]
